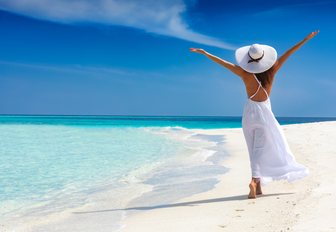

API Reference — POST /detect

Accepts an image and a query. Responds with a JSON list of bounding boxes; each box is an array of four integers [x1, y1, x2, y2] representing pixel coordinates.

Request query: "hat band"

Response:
[[248, 51, 264, 63]]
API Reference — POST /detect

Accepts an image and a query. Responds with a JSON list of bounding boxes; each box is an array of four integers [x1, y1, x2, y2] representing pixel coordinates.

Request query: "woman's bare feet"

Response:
[[248, 178, 261, 199], [248, 182, 257, 199]]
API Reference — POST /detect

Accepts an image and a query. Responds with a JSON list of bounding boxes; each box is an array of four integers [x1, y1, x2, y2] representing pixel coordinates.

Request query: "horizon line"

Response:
[[0, 114, 335, 119]]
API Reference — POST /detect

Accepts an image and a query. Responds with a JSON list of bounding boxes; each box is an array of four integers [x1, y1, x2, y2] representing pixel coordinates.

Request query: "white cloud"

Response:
[[0, 0, 235, 50]]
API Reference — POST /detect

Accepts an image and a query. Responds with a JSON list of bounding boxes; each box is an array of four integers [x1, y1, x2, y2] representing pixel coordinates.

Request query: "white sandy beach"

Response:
[[121, 121, 336, 232]]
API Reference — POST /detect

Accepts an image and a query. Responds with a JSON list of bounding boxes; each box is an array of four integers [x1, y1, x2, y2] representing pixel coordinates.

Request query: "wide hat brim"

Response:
[[235, 45, 277, 73]]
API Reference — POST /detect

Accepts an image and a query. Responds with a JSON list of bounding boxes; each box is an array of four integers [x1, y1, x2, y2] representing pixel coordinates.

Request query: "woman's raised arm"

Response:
[[272, 30, 319, 74], [189, 48, 246, 77]]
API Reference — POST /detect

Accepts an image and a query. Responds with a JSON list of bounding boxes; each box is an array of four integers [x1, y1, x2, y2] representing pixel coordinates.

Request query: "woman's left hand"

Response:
[[305, 30, 319, 41]]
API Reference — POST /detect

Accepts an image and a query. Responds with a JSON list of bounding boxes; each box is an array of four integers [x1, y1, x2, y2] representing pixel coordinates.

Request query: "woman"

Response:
[[190, 30, 318, 199]]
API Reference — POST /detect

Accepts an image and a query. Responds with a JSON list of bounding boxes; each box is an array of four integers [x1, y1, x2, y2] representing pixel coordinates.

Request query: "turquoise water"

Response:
[[1, 115, 335, 128], [1, 115, 335, 231], [0, 124, 188, 218]]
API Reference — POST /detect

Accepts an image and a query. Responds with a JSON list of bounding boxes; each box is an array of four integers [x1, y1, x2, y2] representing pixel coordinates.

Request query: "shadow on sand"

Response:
[[73, 192, 294, 214]]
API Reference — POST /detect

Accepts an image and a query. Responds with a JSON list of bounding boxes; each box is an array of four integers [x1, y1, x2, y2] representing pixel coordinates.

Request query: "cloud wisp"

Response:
[[0, 60, 133, 76], [0, 60, 169, 81], [0, 0, 235, 50]]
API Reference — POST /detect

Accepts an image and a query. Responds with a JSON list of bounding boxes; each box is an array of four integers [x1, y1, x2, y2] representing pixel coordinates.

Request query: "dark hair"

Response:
[[255, 68, 274, 87]]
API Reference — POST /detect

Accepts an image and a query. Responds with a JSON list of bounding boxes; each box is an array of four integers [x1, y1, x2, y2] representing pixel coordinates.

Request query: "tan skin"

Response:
[[190, 30, 319, 198]]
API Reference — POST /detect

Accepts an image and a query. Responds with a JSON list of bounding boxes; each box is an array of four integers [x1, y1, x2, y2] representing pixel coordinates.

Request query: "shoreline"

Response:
[[121, 121, 336, 232]]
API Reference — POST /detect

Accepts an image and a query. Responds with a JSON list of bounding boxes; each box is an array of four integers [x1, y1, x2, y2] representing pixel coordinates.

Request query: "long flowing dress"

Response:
[[242, 74, 309, 185]]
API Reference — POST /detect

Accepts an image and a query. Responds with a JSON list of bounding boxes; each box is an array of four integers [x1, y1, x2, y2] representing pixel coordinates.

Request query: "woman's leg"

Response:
[[256, 179, 262, 195], [248, 127, 265, 198]]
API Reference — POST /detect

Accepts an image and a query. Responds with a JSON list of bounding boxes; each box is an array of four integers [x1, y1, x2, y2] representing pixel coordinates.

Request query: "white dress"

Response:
[[242, 74, 309, 185]]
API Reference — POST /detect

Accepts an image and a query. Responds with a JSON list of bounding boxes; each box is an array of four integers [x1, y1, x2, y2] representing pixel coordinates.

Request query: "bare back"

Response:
[[240, 68, 276, 102]]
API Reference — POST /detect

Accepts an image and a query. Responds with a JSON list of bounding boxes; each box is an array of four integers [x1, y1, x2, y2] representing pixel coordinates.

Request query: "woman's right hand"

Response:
[[189, 48, 207, 55]]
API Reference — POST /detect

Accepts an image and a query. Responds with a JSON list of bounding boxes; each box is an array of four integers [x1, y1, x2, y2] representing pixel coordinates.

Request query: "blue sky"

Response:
[[0, 0, 335, 116]]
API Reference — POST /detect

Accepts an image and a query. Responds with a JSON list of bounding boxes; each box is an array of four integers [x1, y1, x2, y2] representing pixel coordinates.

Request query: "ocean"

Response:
[[1, 115, 335, 231]]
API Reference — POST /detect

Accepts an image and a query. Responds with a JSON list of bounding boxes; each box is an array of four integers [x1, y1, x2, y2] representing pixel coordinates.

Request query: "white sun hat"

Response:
[[235, 44, 277, 73]]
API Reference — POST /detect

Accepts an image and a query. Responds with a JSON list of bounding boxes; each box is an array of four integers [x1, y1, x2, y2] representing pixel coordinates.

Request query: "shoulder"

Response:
[[239, 71, 255, 83]]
